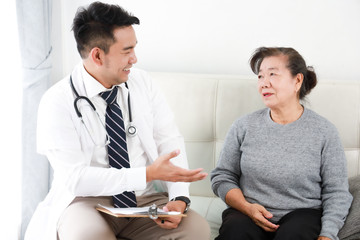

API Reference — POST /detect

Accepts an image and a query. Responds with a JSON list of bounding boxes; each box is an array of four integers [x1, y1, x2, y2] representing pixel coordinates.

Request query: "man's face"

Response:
[[100, 26, 138, 88]]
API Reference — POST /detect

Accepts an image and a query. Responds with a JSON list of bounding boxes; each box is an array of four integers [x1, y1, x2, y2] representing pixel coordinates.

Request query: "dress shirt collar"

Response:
[[80, 64, 127, 98]]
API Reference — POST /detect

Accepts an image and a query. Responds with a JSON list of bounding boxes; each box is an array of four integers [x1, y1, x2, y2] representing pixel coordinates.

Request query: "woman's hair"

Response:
[[72, 1, 140, 58], [249, 47, 317, 100]]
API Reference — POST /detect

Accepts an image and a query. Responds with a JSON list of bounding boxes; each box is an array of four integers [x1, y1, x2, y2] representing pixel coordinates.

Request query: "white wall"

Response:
[[52, 0, 360, 82]]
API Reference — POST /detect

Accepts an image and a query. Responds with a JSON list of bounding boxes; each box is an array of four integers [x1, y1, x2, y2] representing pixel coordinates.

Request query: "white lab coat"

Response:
[[25, 64, 189, 240]]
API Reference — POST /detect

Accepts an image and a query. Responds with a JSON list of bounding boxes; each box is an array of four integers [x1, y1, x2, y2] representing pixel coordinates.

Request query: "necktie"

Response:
[[100, 86, 137, 208]]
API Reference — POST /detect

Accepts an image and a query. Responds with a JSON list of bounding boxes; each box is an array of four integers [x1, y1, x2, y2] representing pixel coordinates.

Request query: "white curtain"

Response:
[[16, 0, 53, 239]]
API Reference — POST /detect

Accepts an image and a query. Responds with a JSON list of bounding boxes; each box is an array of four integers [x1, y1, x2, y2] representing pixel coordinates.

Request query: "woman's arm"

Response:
[[211, 119, 244, 201], [319, 125, 353, 239]]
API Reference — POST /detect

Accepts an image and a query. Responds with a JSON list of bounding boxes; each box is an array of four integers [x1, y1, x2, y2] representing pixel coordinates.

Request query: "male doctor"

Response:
[[25, 2, 210, 240]]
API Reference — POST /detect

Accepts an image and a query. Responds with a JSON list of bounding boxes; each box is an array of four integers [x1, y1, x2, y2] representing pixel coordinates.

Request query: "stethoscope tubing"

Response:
[[70, 75, 137, 137]]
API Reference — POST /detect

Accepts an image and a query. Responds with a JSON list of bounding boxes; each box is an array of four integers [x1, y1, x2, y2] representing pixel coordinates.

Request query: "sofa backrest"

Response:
[[150, 72, 360, 197]]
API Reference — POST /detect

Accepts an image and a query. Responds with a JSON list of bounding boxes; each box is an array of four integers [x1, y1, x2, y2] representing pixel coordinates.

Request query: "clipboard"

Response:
[[96, 204, 187, 219]]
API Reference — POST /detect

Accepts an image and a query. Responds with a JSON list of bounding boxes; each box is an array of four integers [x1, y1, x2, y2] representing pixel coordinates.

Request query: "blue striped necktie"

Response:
[[100, 86, 137, 208]]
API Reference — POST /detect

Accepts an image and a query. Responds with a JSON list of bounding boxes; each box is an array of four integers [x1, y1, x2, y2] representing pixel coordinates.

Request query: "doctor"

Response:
[[25, 2, 210, 240]]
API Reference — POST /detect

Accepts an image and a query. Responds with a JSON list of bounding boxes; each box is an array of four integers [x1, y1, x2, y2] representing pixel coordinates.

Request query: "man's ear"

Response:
[[89, 47, 103, 66]]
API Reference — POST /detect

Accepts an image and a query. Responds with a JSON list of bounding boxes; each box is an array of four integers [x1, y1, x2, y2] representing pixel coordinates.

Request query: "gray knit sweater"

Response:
[[211, 107, 353, 240]]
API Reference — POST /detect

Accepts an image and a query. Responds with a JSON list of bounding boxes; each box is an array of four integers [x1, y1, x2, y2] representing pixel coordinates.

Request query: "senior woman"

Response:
[[211, 47, 352, 240]]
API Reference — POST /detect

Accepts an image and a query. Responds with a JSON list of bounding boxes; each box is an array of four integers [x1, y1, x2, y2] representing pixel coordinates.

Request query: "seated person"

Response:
[[211, 47, 352, 240], [25, 2, 210, 240]]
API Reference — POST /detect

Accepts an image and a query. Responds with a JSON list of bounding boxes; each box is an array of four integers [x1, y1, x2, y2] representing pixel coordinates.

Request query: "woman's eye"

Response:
[[258, 75, 263, 79]]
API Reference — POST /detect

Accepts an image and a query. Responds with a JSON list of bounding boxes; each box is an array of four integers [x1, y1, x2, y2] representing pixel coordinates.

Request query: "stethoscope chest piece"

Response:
[[127, 124, 137, 137]]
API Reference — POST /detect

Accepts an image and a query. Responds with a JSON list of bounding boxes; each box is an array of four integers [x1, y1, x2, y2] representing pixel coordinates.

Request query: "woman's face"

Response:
[[257, 55, 302, 110]]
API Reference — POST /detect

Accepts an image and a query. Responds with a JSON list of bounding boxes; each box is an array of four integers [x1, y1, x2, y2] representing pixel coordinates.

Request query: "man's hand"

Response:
[[245, 203, 279, 232], [154, 200, 186, 229], [146, 149, 207, 182]]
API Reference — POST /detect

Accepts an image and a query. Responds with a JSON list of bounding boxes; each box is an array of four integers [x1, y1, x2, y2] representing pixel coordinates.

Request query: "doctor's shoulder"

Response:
[[39, 75, 75, 111]]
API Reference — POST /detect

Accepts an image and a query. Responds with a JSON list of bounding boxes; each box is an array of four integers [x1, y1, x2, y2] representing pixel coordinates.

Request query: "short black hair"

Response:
[[72, 1, 140, 58]]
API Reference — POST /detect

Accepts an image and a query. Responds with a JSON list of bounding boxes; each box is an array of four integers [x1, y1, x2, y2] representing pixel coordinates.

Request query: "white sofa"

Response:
[[150, 72, 360, 240]]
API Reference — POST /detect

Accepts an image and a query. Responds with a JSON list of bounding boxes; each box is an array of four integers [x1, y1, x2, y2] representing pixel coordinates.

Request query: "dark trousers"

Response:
[[215, 207, 322, 240]]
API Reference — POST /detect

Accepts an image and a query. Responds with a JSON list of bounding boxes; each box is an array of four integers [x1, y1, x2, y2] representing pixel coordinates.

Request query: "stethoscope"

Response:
[[70, 75, 137, 146]]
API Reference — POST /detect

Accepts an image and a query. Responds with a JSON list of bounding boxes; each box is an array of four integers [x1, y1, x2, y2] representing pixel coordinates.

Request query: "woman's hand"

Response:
[[317, 237, 331, 240], [245, 203, 279, 232], [225, 188, 279, 232]]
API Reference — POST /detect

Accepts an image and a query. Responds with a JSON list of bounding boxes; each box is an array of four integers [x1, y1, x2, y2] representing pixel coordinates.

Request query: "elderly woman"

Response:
[[211, 47, 353, 240]]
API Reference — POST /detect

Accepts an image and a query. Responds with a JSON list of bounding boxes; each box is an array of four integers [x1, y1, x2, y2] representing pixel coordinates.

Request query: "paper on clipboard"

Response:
[[96, 204, 186, 218]]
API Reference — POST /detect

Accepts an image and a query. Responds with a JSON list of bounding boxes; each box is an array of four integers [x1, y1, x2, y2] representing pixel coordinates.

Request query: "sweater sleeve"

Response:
[[210, 119, 244, 202], [319, 125, 353, 240]]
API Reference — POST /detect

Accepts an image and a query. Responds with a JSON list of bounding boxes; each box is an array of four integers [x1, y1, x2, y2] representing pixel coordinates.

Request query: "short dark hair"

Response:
[[72, 1, 140, 58], [249, 47, 317, 100]]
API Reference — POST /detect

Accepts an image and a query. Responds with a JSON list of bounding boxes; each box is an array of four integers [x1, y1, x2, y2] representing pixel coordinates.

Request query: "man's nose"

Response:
[[129, 52, 137, 64]]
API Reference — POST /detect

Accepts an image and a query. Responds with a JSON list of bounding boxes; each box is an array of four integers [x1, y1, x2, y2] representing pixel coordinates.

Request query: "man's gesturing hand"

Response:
[[146, 150, 207, 182]]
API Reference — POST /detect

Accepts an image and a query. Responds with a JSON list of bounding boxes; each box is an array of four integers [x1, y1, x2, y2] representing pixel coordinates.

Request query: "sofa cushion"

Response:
[[338, 175, 360, 239]]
